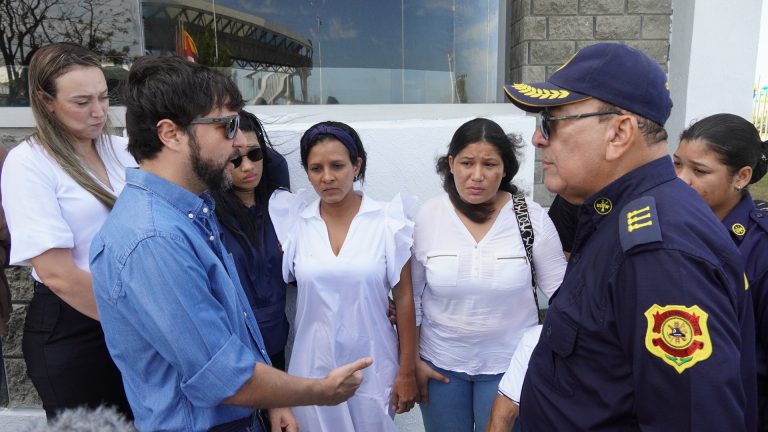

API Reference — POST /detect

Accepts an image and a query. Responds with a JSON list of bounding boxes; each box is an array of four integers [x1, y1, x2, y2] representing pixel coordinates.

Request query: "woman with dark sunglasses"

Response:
[[212, 110, 291, 372]]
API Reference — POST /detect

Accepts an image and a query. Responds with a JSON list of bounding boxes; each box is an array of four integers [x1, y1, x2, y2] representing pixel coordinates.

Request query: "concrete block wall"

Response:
[[509, 0, 672, 206]]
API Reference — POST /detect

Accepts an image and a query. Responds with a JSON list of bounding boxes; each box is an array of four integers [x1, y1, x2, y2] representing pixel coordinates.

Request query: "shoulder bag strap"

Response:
[[511, 191, 542, 324]]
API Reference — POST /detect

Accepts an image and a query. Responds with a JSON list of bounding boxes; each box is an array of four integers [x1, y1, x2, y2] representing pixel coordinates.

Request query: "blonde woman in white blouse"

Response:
[[412, 118, 566, 431], [1, 43, 134, 419]]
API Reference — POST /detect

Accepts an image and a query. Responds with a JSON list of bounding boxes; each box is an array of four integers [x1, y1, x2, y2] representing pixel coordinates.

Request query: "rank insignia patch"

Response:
[[644, 305, 712, 373]]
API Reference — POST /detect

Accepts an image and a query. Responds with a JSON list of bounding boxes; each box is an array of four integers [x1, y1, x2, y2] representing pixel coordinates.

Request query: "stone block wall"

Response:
[[1, 129, 42, 408], [2, 267, 41, 407], [509, 0, 672, 206]]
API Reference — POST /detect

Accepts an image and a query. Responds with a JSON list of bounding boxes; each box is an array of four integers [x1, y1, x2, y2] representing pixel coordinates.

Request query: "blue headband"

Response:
[[305, 125, 359, 161]]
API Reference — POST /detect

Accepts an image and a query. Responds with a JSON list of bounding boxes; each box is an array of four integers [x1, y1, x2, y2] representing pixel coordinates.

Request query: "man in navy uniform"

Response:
[[499, 43, 757, 430]]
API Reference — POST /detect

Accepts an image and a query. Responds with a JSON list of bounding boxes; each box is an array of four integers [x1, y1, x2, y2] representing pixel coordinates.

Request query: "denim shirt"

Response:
[[90, 169, 270, 432]]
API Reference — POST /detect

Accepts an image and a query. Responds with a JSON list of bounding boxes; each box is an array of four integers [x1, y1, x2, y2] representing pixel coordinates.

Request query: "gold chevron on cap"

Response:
[[512, 84, 570, 100]]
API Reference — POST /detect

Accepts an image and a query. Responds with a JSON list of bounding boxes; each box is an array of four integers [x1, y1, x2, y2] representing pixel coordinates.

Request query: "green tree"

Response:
[[195, 24, 232, 68]]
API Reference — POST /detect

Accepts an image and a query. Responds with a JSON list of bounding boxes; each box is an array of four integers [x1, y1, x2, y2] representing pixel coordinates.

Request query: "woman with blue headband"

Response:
[[269, 121, 418, 431]]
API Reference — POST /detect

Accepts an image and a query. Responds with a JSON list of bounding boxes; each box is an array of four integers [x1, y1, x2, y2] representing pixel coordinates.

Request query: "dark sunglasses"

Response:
[[537, 110, 622, 140], [230, 147, 264, 168], [190, 114, 240, 140]]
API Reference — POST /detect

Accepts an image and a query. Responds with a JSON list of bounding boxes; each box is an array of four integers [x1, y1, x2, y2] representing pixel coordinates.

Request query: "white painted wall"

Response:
[[243, 105, 536, 204], [668, 0, 764, 149], [756, 0, 768, 82], [0, 104, 537, 204]]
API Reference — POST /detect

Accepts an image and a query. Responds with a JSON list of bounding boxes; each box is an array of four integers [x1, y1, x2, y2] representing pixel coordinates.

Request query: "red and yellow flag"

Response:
[[177, 27, 199, 63]]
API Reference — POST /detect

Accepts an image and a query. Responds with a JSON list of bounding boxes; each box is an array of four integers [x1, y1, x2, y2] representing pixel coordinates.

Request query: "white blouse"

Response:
[[269, 189, 416, 432], [412, 193, 566, 375], [1, 135, 136, 281]]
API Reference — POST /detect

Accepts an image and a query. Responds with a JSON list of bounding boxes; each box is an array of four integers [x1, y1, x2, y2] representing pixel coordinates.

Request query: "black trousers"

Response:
[[23, 281, 132, 420]]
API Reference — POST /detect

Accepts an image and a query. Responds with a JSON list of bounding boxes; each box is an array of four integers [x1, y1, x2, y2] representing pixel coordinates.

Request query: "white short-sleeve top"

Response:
[[1, 135, 136, 281], [412, 193, 566, 375]]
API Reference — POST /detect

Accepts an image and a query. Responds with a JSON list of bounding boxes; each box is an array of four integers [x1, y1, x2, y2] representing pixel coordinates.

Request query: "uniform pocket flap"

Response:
[[545, 310, 578, 358]]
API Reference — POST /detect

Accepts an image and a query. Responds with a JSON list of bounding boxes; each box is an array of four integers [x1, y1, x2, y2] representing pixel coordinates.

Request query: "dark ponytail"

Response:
[[680, 114, 764, 188], [750, 140, 768, 185]]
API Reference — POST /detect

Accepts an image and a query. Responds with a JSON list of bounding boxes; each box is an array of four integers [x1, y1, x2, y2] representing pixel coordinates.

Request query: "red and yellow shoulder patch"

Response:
[[644, 304, 712, 374]]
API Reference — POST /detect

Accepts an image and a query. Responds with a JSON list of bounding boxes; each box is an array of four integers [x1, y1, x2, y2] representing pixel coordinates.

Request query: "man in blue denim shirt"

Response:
[[90, 56, 372, 432]]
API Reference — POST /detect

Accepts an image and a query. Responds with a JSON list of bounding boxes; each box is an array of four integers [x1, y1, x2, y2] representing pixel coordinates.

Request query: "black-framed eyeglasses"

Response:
[[230, 147, 264, 168], [190, 114, 240, 140], [537, 110, 622, 140]]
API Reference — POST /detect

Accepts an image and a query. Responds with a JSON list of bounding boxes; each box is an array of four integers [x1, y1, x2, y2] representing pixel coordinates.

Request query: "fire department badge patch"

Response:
[[644, 304, 712, 373]]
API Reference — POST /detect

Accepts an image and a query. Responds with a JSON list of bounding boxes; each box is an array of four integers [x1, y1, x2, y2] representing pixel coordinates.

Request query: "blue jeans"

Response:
[[420, 359, 503, 432]]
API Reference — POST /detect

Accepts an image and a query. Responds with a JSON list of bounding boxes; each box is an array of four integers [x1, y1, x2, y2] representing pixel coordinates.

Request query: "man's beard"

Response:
[[188, 133, 234, 193]]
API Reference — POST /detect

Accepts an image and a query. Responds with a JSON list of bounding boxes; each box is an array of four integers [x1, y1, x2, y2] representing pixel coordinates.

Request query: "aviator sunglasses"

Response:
[[230, 147, 264, 168], [190, 114, 240, 140], [537, 110, 622, 140]]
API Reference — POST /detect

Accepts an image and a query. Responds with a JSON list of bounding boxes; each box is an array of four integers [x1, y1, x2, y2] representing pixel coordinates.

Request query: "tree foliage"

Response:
[[196, 24, 233, 68], [0, 0, 134, 105]]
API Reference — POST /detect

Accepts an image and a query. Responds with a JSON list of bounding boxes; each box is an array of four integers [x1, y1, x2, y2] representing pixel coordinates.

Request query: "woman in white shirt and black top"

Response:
[[412, 118, 566, 431], [1, 43, 133, 419]]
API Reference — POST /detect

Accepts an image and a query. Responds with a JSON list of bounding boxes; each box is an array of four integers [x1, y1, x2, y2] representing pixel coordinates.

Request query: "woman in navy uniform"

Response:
[[674, 113, 768, 431]]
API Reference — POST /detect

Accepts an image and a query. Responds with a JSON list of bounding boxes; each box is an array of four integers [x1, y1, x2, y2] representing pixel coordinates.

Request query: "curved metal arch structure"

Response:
[[142, 0, 313, 69], [142, 0, 312, 102]]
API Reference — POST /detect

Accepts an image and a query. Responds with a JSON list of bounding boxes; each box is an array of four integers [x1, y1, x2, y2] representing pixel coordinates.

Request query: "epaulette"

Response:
[[754, 199, 768, 211], [750, 207, 768, 233], [619, 196, 662, 252]]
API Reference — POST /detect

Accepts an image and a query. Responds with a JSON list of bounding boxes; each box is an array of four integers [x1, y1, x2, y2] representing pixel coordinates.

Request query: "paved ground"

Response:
[[0, 407, 46, 430], [0, 406, 425, 431]]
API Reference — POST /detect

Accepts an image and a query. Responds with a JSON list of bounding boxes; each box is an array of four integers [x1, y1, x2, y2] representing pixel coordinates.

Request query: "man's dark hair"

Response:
[[436, 117, 522, 223], [123, 56, 244, 162]]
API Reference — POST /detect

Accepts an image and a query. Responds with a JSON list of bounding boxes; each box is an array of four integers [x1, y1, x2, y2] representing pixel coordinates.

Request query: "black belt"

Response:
[[208, 413, 257, 432], [33, 281, 53, 294]]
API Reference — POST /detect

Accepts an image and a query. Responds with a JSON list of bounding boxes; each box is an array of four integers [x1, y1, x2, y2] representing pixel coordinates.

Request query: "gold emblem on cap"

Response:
[[731, 223, 746, 236], [512, 84, 570, 100], [594, 197, 612, 215]]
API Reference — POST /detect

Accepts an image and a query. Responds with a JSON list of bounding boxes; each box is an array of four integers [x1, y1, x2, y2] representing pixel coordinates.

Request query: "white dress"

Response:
[[269, 189, 415, 432]]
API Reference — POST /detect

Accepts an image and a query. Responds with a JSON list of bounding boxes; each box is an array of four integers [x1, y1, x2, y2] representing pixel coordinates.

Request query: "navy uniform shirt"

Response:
[[219, 205, 289, 358], [722, 192, 768, 430], [519, 157, 757, 431], [547, 194, 579, 253]]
